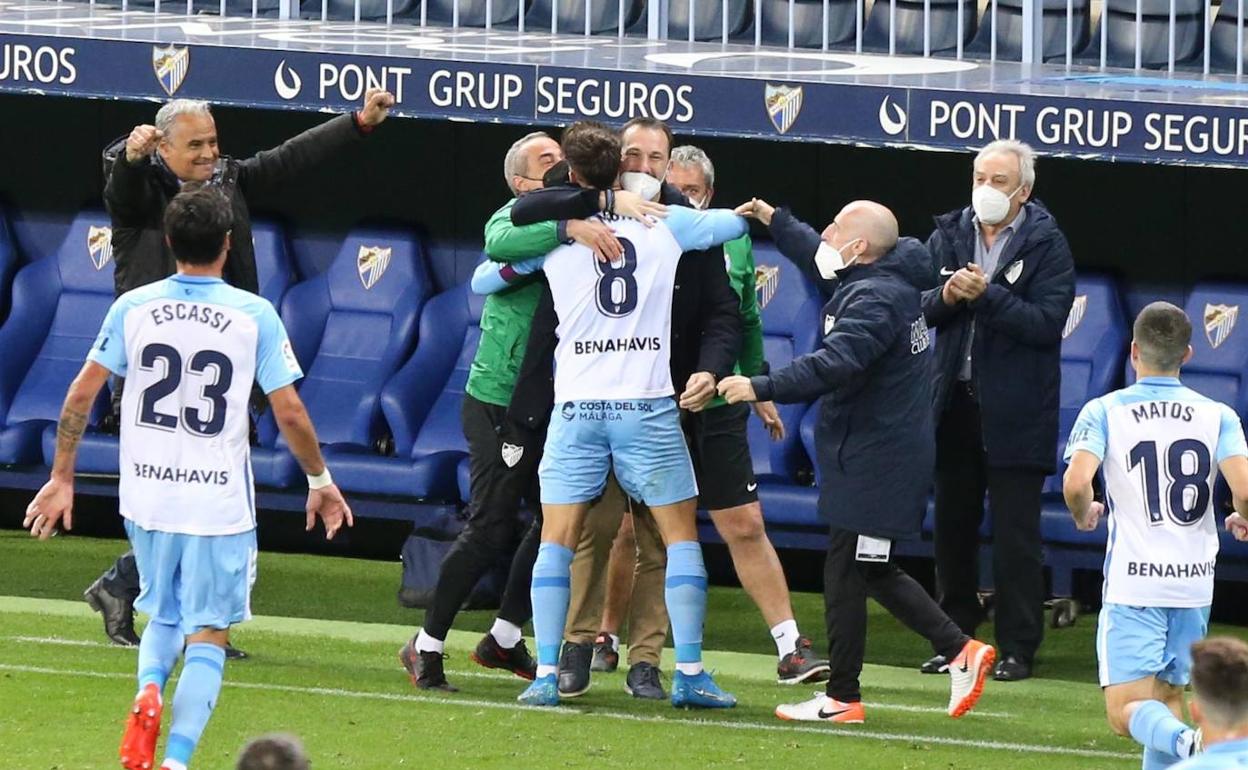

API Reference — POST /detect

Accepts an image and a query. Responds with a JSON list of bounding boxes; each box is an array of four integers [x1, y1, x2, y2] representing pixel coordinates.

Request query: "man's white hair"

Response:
[[975, 139, 1036, 189], [503, 131, 552, 195], [155, 99, 213, 140], [670, 145, 715, 189]]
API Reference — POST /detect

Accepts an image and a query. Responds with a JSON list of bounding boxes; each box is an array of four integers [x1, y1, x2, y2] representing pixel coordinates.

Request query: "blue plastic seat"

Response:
[[969, 0, 1092, 61], [1089, 0, 1207, 68], [754, 0, 857, 47], [525, 0, 643, 33], [0, 211, 116, 465], [0, 206, 16, 326], [252, 228, 429, 488], [863, 0, 978, 53], [1210, 2, 1248, 72], [330, 284, 483, 500], [252, 219, 296, 309]]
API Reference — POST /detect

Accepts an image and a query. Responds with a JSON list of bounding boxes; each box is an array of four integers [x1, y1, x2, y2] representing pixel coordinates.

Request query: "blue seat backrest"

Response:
[[279, 227, 429, 449], [1179, 284, 1248, 418], [380, 283, 485, 457], [251, 219, 295, 308], [425, 237, 483, 294], [799, 400, 821, 484], [0, 206, 16, 324], [1046, 275, 1129, 493], [2, 211, 116, 427], [750, 241, 822, 481]]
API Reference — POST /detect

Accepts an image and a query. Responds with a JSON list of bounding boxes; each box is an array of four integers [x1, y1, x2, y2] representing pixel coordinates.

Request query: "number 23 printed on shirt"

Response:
[[137, 342, 235, 437], [594, 238, 638, 318]]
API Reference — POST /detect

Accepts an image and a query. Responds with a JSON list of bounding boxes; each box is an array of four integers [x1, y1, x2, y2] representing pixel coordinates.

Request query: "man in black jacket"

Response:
[[502, 118, 743, 700], [82, 90, 395, 650], [921, 140, 1075, 682], [722, 198, 994, 724]]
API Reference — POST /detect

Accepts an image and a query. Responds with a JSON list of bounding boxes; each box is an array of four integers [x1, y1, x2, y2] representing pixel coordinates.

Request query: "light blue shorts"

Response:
[[539, 397, 698, 507], [126, 520, 258, 636], [1096, 603, 1211, 687]]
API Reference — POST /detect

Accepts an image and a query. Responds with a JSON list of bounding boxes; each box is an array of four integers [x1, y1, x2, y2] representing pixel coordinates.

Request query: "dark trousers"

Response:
[[934, 383, 1046, 662], [101, 550, 141, 601], [824, 528, 967, 703], [422, 394, 544, 640]]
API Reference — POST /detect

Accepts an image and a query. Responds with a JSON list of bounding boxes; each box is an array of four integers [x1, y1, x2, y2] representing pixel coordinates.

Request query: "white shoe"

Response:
[[775, 693, 865, 723], [947, 639, 995, 718]]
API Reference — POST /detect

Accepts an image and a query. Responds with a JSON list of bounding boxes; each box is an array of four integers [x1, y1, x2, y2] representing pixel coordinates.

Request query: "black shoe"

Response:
[[992, 655, 1032, 682], [777, 637, 831, 685], [590, 632, 620, 673], [83, 576, 139, 647], [558, 641, 593, 697], [398, 637, 458, 692], [224, 644, 248, 660], [471, 633, 536, 680], [920, 654, 950, 675], [625, 662, 666, 700]]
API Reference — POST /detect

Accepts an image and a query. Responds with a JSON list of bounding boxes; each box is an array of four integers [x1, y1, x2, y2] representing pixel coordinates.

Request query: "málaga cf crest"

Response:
[[1205, 304, 1239, 349], [87, 225, 113, 271], [764, 84, 803, 135], [152, 44, 190, 97], [357, 245, 392, 290], [755, 264, 780, 309], [1062, 295, 1087, 340]]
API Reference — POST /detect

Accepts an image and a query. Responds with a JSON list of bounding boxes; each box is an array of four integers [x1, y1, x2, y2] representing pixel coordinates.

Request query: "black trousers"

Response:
[[422, 394, 544, 641], [101, 551, 141, 601], [934, 382, 1046, 663], [824, 528, 967, 703]]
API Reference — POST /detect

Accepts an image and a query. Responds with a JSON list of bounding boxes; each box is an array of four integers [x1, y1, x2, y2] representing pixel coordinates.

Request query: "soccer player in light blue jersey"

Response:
[[1064, 301, 1248, 770], [1174, 637, 1248, 770], [24, 187, 353, 770]]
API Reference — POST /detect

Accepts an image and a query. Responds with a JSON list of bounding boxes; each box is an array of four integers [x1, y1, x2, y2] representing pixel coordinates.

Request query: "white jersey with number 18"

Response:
[[88, 275, 304, 537], [1065, 376, 1248, 607]]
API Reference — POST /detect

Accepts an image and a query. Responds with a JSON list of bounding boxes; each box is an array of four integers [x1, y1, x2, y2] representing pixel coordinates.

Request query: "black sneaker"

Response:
[[558, 641, 593, 697], [777, 637, 831, 685], [398, 637, 458, 692], [83, 576, 140, 647], [920, 654, 950, 675], [625, 662, 666, 700], [224, 644, 248, 660], [471, 633, 536, 680], [590, 632, 619, 673]]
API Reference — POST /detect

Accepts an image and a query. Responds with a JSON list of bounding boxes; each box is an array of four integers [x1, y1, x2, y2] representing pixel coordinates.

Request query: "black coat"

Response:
[[506, 183, 742, 430], [754, 208, 937, 540], [921, 201, 1075, 473], [102, 114, 368, 296]]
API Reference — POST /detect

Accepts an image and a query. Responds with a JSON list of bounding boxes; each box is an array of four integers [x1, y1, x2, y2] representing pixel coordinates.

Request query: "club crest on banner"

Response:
[[1205, 304, 1239, 349], [357, 245, 392, 290], [764, 84, 804, 135], [1062, 295, 1087, 339], [755, 264, 780, 309], [152, 44, 190, 97], [87, 225, 113, 270]]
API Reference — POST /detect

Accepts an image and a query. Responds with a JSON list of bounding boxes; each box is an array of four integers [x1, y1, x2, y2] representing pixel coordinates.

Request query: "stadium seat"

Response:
[[299, 0, 417, 20], [525, 0, 643, 34], [0, 206, 16, 326], [1209, 1, 1248, 72], [968, 0, 1092, 61], [252, 219, 296, 309], [863, 0, 978, 54], [1043, 275, 1130, 497], [754, 0, 857, 47], [0, 211, 115, 465], [654, 0, 751, 40], [1089, 0, 1207, 68], [424, 0, 521, 26], [748, 241, 822, 484], [329, 283, 482, 500], [252, 227, 429, 488]]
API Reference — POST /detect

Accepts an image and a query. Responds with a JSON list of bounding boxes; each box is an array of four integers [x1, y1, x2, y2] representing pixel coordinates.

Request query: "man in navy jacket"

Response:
[[921, 140, 1075, 682], [721, 199, 995, 724]]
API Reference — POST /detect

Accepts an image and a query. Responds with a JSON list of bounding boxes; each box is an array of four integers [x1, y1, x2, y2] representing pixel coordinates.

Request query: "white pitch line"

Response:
[[0, 663, 1132, 761], [0, 636, 1011, 718]]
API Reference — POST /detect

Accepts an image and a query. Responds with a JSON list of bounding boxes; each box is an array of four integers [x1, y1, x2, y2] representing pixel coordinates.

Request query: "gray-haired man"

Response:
[[83, 90, 394, 650]]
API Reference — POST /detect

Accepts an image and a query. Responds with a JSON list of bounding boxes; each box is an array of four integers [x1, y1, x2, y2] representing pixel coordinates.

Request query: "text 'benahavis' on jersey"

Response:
[[87, 275, 304, 536], [542, 206, 748, 403], [1065, 377, 1248, 607]]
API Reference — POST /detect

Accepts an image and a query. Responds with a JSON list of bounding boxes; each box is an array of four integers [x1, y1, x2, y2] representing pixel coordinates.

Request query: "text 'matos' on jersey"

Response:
[[545, 215, 684, 403], [88, 275, 303, 536], [1066, 377, 1248, 607]]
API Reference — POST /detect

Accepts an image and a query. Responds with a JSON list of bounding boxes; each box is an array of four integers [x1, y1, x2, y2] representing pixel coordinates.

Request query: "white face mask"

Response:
[[971, 184, 1022, 226], [688, 194, 708, 211], [620, 171, 662, 202], [814, 238, 862, 280]]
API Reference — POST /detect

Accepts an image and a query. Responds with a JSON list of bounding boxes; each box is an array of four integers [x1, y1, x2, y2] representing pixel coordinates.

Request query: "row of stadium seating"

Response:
[[1, 206, 1246, 582], [125, 0, 1248, 70]]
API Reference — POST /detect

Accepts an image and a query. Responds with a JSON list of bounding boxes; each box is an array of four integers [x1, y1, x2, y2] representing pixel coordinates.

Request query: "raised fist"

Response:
[[125, 124, 164, 163]]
